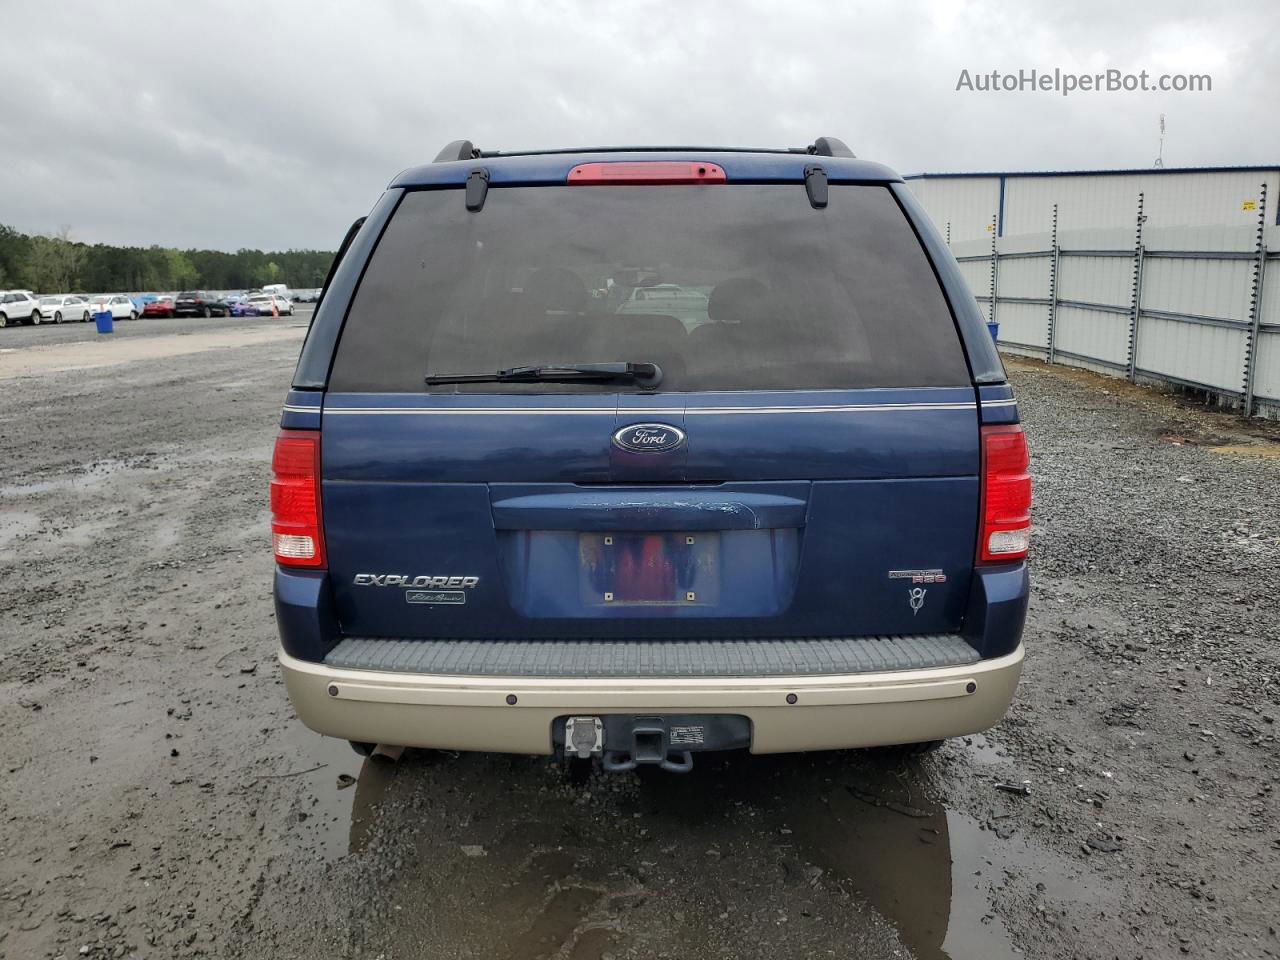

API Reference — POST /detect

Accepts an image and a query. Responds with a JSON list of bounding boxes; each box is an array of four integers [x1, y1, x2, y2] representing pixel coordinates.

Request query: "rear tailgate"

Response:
[[318, 177, 980, 644]]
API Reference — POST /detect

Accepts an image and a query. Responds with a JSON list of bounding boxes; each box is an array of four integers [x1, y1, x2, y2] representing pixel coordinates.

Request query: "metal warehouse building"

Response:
[[905, 166, 1280, 418]]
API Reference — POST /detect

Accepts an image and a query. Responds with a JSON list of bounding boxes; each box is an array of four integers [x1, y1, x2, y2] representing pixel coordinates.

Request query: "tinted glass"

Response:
[[330, 185, 969, 393]]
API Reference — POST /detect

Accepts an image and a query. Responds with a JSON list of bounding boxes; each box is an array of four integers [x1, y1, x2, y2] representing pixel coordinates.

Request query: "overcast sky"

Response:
[[3, 0, 1277, 251]]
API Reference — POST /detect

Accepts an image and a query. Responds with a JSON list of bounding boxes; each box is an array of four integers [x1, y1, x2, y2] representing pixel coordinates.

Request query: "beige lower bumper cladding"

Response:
[[279, 644, 1024, 755]]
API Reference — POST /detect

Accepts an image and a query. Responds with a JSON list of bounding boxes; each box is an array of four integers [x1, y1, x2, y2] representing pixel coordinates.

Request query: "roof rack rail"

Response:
[[807, 137, 855, 158], [434, 138, 855, 161], [475, 145, 798, 158], [434, 140, 480, 163]]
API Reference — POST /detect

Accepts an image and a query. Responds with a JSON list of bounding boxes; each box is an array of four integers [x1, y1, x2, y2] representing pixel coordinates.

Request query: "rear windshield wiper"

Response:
[[425, 362, 663, 388]]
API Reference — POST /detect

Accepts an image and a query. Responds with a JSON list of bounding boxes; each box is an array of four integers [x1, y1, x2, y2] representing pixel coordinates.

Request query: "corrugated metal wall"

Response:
[[907, 167, 1280, 418], [1254, 258, 1280, 403]]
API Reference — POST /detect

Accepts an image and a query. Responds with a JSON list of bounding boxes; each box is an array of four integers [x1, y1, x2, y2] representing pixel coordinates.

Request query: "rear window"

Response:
[[330, 184, 969, 393]]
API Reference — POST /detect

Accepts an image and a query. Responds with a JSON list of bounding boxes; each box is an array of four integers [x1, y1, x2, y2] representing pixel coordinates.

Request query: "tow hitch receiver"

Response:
[[556, 715, 751, 773]]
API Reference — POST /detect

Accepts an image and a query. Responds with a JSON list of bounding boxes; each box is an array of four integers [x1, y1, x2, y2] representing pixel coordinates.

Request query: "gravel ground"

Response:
[[1, 323, 1277, 960]]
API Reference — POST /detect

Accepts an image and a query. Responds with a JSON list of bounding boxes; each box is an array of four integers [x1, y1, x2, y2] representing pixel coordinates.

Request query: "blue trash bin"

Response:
[[986, 321, 999, 343], [94, 310, 114, 334]]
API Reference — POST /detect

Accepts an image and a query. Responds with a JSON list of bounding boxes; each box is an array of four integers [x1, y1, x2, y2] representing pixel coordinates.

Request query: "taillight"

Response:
[[271, 429, 325, 568], [567, 161, 727, 185], [978, 424, 1031, 563]]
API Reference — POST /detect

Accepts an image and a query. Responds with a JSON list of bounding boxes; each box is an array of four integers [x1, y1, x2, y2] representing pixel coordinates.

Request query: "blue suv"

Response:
[[272, 137, 1030, 771]]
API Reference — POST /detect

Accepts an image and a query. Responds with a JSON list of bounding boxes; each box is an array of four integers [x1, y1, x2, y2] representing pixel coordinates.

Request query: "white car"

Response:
[[38, 295, 94, 324], [0, 290, 45, 327], [88, 295, 139, 320], [247, 294, 293, 316], [618, 283, 712, 330]]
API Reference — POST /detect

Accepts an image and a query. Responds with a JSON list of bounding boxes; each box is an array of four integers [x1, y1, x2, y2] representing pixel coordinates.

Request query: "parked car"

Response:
[[272, 137, 1030, 769], [0, 290, 45, 327], [618, 283, 712, 330], [248, 293, 293, 316], [89, 295, 139, 320], [230, 298, 259, 317], [37, 295, 94, 323], [173, 291, 230, 317], [142, 296, 176, 318]]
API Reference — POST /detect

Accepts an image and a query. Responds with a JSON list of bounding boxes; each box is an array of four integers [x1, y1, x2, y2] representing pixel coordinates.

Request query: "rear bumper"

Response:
[[278, 643, 1023, 754]]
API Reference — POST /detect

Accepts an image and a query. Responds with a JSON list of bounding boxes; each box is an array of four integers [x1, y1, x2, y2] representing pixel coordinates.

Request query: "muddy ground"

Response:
[[1, 317, 1277, 960]]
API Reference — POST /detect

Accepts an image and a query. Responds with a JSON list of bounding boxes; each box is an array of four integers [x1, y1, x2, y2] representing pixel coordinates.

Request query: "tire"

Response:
[[285, 308, 293, 316], [54, 311, 63, 324], [30, 311, 41, 325], [129, 311, 138, 321], [202, 306, 211, 319], [0, 313, 7, 329]]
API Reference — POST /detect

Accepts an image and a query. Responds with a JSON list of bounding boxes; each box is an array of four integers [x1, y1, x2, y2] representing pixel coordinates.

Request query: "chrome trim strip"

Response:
[[323, 402, 978, 416], [980, 399, 1018, 407]]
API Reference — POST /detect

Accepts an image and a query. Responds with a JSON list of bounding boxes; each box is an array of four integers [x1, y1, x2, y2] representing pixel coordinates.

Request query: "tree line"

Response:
[[0, 224, 336, 294]]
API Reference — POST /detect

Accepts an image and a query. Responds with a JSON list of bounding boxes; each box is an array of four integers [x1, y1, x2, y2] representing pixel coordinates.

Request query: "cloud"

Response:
[[1, 0, 1275, 250]]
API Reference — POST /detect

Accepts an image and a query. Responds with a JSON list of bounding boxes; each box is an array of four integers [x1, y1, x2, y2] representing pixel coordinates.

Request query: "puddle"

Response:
[[502, 885, 605, 960], [959, 733, 1011, 765], [282, 724, 395, 860], [787, 762, 1093, 960], [633, 749, 1091, 960], [270, 738, 1094, 958]]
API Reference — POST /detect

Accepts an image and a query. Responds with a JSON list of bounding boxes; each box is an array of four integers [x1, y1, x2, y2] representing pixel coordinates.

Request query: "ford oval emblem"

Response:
[[611, 423, 686, 454]]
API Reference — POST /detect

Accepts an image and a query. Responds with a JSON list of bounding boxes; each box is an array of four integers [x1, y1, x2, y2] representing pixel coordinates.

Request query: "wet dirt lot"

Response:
[[1, 318, 1277, 959]]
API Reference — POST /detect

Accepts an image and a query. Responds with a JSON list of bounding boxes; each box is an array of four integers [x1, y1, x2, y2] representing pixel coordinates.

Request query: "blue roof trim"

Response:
[[905, 164, 1280, 180], [391, 152, 902, 188]]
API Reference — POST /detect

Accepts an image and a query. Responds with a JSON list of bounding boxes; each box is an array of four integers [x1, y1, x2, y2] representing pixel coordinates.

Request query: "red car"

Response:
[[143, 297, 175, 318]]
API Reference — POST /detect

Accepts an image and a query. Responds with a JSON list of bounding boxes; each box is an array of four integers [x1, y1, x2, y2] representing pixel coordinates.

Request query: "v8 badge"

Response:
[[907, 587, 927, 615]]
